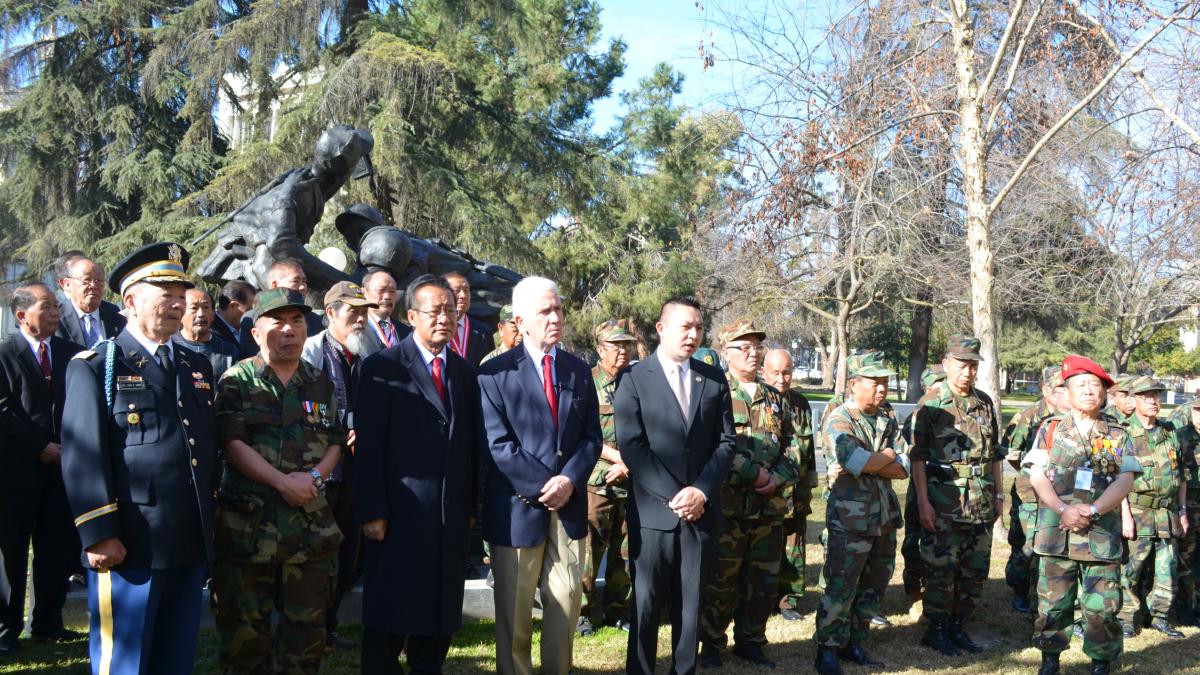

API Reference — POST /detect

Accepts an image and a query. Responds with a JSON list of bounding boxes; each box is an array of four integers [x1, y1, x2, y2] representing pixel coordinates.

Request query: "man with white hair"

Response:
[[477, 276, 602, 675]]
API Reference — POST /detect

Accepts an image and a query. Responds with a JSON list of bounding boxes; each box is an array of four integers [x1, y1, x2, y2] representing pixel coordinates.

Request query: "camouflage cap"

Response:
[[253, 287, 310, 317], [323, 280, 377, 308], [922, 364, 945, 388], [1127, 376, 1165, 395], [944, 334, 983, 361], [1049, 371, 1064, 388], [593, 319, 637, 344], [1111, 374, 1137, 393], [1042, 365, 1060, 385], [848, 350, 896, 378], [717, 319, 766, 347], [498, 304, 515, 324]]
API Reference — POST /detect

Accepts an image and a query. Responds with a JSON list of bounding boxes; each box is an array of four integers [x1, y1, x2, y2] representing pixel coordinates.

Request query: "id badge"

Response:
[[1074, 467, 1094, 492]]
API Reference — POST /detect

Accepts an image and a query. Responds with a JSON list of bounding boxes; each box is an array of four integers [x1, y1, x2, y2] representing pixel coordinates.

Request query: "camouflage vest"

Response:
[[1169, 408, 1200, 506], [1031, 415, 1136, 563], [911, 382, 999, 524], [823, 402, 902, 536], [1004, 399, 1056, 503], [1127, 416, 1183, 538], [722, 375, 800, 519], [587, 365, 627, 497], [780, 389, 816, 512]]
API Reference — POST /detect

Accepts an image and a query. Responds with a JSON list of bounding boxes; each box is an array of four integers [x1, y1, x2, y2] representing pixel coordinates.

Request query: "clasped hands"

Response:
[[670, 486, 706, 522], [1058, 503, 1093, 533]]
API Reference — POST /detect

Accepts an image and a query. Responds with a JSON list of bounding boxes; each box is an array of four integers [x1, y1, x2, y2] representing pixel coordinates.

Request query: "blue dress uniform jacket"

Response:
[[478, 345, 602, 548], [61, 330, 218, 569]]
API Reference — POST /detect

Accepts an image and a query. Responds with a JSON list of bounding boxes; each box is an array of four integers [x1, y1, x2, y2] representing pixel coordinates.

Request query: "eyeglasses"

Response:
[[67, 276, 105, 288], [725, 343, 762, 355], [599, 342, 632, 351], [412, 307, 457, 321]]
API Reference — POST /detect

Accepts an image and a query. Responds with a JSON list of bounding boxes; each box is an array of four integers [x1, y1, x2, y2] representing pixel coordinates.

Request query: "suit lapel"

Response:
[[555, 355, 574, 448], [401, 338, 448, 420], [515, 347, 556, 436], [8, 337, 48, 397], [642, 356, 688, 434], [116, 331, 171, 394], [58, 306, 83, 345], [686, 359, 705, 431]]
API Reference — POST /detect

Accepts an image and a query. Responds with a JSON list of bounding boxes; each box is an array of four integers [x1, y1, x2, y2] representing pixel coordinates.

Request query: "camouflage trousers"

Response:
[[1118, 535, 1177, 623], [581, 489, 631, 624], [1004, 493, 1040, 602], [919, 520, 991, 621], [777, 515, 807, 610], [1178, 508, 1200, 612], [1034, 555, 1123, 662], [699, 514, 784, 649], [813, 526, 897, 647], [212, 556, 335, 674], [900, 487, 924, 595]]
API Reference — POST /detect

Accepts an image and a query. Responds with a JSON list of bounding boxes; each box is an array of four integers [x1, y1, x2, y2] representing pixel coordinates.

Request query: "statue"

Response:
[[196, 124, 521, 323]]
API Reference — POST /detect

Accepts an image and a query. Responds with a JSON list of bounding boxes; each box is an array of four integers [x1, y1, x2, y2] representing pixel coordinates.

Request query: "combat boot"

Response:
[[1090, 659, 1112, 675], [814, 646, 843, 675], [1037, 652, 1060, 675], [1150, 617, 1184, 638], [837, 641, 884, 667], [1011, 595, 1032, 614], [920, 619, 960, 656], [948, 616, 983, 654]]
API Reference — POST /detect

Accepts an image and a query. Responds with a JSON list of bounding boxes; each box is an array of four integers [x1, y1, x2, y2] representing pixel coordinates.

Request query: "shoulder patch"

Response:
[[72, 350, 97, 361]]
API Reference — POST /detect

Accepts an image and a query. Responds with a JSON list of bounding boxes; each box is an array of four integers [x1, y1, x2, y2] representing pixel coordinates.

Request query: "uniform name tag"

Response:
[[116, 376, 146, 391], [1075, 467, 1094, 492]]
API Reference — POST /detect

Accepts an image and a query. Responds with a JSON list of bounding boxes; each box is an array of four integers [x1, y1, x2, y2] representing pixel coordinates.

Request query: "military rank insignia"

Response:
[[192, 371, 211, 390]]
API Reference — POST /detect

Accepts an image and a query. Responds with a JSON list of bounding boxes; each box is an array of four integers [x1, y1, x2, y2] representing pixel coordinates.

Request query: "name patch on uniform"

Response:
[[116, 376, 146, 391]]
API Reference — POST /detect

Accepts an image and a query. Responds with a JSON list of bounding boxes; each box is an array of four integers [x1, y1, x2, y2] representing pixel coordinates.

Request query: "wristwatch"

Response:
[[1088, 504, 1099, 520], [309, 468, 325, 490]]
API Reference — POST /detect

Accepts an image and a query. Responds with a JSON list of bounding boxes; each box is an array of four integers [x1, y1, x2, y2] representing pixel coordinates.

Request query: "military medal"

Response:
[[302, 400, 317, 424]]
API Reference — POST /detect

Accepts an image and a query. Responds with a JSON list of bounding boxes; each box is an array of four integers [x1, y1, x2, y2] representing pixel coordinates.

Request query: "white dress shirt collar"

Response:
[[524, 341, 559, 386], [655, 348, 691, 376], [126, 324, 173, 362], [20, 329, 49, 362], [413, 339, 447, 376]]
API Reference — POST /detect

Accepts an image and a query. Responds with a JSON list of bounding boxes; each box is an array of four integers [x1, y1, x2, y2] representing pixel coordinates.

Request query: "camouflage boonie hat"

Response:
[[693, 347, 720, 367], [594, 319, 637, 344], [848, 350, 895, 378], [498, 304, 515, 324], [253, 288, 310, 317], [1127, 376, 1165, 395], [1112, 374, 1137, 393], [717, 319, 766, 347], [922, 365, 945, 388], [944, 334, 983, 361]]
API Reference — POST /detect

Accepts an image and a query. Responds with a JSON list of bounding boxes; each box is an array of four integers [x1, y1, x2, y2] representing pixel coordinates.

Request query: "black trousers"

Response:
[[626, 522, 714, 675], [0, 477, 76, 640], [324, 477, 362, 634], [361, 626, 452, 674]]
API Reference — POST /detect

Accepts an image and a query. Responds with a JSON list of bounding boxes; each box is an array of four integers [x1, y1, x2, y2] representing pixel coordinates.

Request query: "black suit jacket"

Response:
[[0, 334, 81, 491], [61, 330, 218, 569], [454, 316, 493, 367], [354, 336, 480, 635], [210, 313, 240, 348], [613, 354, 736, 532], [55, 300, 126, 348]]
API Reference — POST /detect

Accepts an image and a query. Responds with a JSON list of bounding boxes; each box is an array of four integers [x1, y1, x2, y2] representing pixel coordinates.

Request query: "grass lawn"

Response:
[[7, 479, 1200, 673]]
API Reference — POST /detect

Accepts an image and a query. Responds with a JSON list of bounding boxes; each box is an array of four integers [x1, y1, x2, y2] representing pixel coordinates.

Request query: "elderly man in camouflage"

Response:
[[212, 288, 345, 674], [760, 348, 817, 622], [1170, 399, 1200, 626], [1117, 377, 1188, 639], [578, 320, 638, 637], [813, 351, 910, 675], [1023, 355, 1140, 675], [1104, 375, 1136, 423], [909, 336, 1002, 657], [1002, 366, 1065, 615], [697, 321, 802, 669]]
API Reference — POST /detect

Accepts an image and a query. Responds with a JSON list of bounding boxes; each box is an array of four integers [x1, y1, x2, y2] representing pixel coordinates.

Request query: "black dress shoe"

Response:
[[1090, 659, 1112, 675], [870, 614, 891, 627], [837, 641, 884, 667], [576, 617, 596, 637], [611, 618, 631, 632], [731, 644, 775, 668], [1150, 618, 1184, 638], [780, 607, 803, 621], [1012, 595, 1032, 614], [32, 628, 84, 642], [1037, 652, 1060, 675], [920, 619, 960, 656], [698, 645, 723, 669], [948, 617, 982, 654], [326, 631, 357, 649], [814, 646, 843, 675]]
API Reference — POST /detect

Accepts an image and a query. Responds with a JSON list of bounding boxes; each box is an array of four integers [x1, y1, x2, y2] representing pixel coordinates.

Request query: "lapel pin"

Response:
[[694, 375, 702, 383]]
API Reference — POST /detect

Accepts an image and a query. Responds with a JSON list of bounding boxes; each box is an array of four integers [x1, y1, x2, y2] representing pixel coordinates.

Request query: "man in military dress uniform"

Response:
[[760, 348, 817, 622], [1023, 355, 1141, 675], [697, 321, 801, 669], [813, 351, 910, 675], [909, 336, 1002, 656], [211, 288, 345, 674], [1003, 366, 1064, 614], [61, 242, 218, 675], [1171, 400, 1200, 626], [577, 321, 637, 637], [1117, 377, 1187, 638]]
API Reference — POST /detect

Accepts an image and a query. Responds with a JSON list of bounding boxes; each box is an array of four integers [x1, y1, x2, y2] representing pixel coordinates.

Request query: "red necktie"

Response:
[[542, 354, 558, 431], [37, 342, 51, 385], [431, 355, 447, 404]]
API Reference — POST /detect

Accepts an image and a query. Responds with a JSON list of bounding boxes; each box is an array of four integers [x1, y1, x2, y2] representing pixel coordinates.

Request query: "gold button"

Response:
[[191, 458, 199, 467], [183, 419, 190, 427]]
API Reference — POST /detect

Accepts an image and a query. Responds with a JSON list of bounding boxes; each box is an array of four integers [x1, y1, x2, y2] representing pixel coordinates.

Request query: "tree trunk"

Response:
[[834, 303, 851, 394], [906, 301, 932, 402], [821, 322, 837, 389], [952, 2, 1002, 412]]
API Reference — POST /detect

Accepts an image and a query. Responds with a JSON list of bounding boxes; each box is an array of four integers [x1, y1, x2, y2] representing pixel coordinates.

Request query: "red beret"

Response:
[[1060, 354, 1114, 388]]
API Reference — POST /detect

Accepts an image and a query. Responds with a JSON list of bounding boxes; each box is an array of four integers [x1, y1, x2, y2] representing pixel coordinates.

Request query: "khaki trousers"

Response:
[[492, 512, 583, 675]]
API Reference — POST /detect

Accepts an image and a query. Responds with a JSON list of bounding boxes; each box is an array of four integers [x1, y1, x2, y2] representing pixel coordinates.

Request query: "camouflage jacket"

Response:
[[587, 364, 627, 497], [782, 388, 818, 518], [1126, 416, 1183, 538], [822, 400, 908, 536], [1003, 397, 1056, 503], [1023, 414, 1141, 563], [214, 356, 345, 564], [720, 374, 802, 519], [1169, 407, 1200, 507], [820, 390, 893, 490], [480, 344, 511, 365], [908, 381, 1001, 524]]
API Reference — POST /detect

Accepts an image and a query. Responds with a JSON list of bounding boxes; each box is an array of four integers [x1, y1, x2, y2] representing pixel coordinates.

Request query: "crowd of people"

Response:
[[0, 239, 1197, 675]]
